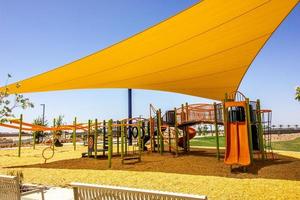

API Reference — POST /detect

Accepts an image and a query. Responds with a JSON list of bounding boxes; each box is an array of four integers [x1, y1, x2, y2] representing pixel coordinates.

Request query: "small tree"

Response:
[[295, 86, 300, 101], [32, 116, 48, 143], [53, 115, 65, 147], [0, 74, 34, 123]]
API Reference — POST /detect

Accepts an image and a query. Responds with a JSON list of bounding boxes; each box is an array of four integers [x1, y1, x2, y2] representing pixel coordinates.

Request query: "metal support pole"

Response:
[[108, 119, 113, 168], [158, 109, 163, 155], [121, 120, 125, 161], [87, 120, 91, 157], [73, 117, 77, 151], [256, 99, 265, 160], [214, 102, 220, 160], [137, 120, 142, 161], [117, 120, 120, 155], [174, 107, 179, 157], [52, 118, 56, 148], [128, 89, 133, 145], [18, 114, 23, 157], [94, 119, 98, 159], [185, 102, 190, 152], [246, 98, 254, 163], [103, 120, 106, 157]]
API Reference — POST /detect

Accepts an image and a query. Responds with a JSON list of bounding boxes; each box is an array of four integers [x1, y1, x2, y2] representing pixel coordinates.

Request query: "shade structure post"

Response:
[[213, 102, 220, 160], [108, 119, 113, 168], [128, 89, 132, 145], [256, 99, 265, 160], [18, 114, 23, 157], [94, 119, 98, 159], [73, 117, 77, 150]]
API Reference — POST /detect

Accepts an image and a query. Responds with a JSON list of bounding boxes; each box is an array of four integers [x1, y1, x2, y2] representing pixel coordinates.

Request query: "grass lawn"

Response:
[[191, 136, 300, 152], [0, 145, 300, 200], [271, 137, 300, 152]]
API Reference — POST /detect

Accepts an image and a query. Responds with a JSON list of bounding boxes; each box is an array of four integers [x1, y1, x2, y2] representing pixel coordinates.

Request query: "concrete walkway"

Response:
[[22, 187, 73, 200]]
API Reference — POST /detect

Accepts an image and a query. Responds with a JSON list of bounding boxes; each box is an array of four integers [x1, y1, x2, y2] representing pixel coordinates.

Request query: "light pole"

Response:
[[40, 104, 45, 125]]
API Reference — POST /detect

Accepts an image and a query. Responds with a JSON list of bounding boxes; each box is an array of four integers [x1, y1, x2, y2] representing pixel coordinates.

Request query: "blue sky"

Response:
[[0, 0, 299, 129]]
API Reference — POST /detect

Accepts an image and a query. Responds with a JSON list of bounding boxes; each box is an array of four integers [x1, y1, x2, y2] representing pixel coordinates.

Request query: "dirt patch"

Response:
[[10, 148, 300, 181]]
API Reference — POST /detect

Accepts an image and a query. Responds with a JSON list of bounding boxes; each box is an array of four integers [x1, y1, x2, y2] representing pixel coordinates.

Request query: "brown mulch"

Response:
[[10, 148, 300, 181]]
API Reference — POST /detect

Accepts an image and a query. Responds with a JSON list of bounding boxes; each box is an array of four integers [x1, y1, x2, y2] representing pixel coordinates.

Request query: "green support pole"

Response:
[[181, 104, 187, 152], [214, 102, 220, 160], [174, 107, 179, 157], [121, 120, 125, 161], [185, 102, 190, 152], [87, 120, 91, 157], [18, 114, 23, 157], [245, 98, 254, 163], [117, 120, 120, 155], [156, 111, 160, 153], [103, 120, 106, 157], [256, 99, 265, 160], [94, 119, 98, 159], [53, 118, 56, 148], [137, 120, 142, 161], [222, 100, 228, 158], [73, 117, 77, 151], [158, 109, 163, 154], [108, 119, 113, 168]]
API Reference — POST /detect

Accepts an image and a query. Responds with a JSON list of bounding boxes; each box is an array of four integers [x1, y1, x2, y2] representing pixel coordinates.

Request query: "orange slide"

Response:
[[178, 127, 196, 148], [224, 122, 251, 166]]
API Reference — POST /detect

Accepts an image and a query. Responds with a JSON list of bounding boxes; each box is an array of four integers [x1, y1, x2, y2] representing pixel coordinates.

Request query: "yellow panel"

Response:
[[1, 0, 298, 100]]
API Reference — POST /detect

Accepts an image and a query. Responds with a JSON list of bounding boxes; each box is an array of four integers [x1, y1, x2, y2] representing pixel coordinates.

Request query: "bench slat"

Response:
[[71, 182, 207, 200]]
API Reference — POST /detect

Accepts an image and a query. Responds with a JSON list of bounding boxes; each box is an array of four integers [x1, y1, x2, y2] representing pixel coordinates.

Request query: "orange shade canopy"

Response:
[[1, 0, 298, 100]]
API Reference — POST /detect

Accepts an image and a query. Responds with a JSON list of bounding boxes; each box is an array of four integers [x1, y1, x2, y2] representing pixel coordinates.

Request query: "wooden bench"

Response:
[[0, 175, 44, 200], [71, 182, 207, 200]]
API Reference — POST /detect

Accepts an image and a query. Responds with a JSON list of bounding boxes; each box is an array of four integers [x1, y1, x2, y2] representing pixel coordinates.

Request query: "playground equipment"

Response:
[[80, 117, 150, 166], [148, 91, 273, 170], [0, 116, 87, 159], [0, 91, 274, 170], [149, 103, 223, 158]]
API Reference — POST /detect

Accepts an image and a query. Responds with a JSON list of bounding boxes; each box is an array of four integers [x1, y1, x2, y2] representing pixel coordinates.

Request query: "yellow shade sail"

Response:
[[1, 0, 298, 100]]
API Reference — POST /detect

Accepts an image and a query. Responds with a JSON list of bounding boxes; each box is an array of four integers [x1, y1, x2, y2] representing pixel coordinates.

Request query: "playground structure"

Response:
[[146, 91, 274, 170], [0, 91, 274, 170]]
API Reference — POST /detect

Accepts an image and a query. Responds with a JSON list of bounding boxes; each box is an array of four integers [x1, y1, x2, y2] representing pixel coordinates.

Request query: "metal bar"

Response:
[[214, 102, 220, 160], [108, 119, 113, 168], [256, 99, 265, 160], [18, 114, 23, 157]]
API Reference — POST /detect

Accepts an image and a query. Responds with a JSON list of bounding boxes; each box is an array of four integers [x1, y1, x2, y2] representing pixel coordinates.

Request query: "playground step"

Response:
[[122, 155, 140, 164]]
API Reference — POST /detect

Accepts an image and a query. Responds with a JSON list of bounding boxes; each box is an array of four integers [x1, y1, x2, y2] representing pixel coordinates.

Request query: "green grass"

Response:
[[190, 136, 225, 147], [191, 136, 300, 152], [271, 137, 300, 152]]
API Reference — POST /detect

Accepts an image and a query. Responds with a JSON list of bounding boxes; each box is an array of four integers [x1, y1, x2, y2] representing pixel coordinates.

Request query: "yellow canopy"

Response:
[[2, 0, 298, 100]]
